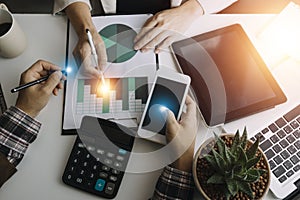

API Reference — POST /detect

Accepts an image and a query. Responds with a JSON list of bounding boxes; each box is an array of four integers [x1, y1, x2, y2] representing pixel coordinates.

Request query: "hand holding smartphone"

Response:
[[137, 68, 191, 144]]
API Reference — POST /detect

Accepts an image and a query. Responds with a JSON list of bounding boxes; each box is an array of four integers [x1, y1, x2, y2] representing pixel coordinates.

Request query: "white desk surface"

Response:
[[0, 14, 299, 200]]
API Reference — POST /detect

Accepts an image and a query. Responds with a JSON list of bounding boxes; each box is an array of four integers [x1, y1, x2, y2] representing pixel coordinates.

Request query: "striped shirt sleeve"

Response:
[[0, 106, 41, 166], [152, 165, 195, 200]]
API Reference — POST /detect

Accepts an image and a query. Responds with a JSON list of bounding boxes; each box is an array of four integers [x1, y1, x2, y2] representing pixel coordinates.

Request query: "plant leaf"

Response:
[[245, 169, 261, 182], [204, 154, 219, 170], [238, 182, 254, 198], [215, 133, 226, 159], [212, 149, 226, 172], [246, 137, 259, 159], [246, 155, 261, 170], [231, 130, 240, 156], [238, 146, 247, 166], [240, 127, 248, 149], [207, 174, 225, 184], [257, 168, 267, 176], [226, 179, 238, 196]]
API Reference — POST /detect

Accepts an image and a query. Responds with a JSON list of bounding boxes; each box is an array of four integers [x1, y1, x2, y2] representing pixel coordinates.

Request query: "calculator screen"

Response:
[[79, 116, 135, 151]]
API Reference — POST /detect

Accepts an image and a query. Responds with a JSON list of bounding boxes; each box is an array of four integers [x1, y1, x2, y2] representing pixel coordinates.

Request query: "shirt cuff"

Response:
[[152, 165, 194, 200], [0, 106, 41, 156], [53, 0, 91, 14], [196, 0, 238, 14]]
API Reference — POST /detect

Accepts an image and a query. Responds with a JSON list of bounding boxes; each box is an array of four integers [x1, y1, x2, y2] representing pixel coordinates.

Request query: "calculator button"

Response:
[[79, 169, 85, 175], [86, 154, 91, 159], [116, 156, 124, 161], [105, 182, 115, 195], [78, 143, 84, 148], [89, 173, 95, 179], [112, 169, 120, 174], [97, 149, 105, 155], [94, 179, 106, 192], [114, 162, 122, 168], [109, 176, 118, 182], [76, 177, 83, 184], [92, 165, 98, 171], [107, 152, 115, 158], [102, 165, 110, 171], [99, 172, 108, 178], [104, 159, 113, 165], [87, 146, 95, 151], [66, 174, 72, 180], [83, 161, 88, 167], [118, 149, 127, 155]]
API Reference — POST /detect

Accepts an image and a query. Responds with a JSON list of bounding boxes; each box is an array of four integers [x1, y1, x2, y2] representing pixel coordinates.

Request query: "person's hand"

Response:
[[134, 0, 204, 54], [65, 2, 107, 79], [73, 27, 107, 78], [166, 95, 198, 172], [15, 60, 65, 118]]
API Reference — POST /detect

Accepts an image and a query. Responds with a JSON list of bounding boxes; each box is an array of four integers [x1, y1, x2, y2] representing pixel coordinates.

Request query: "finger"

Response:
[[53, 88, 59, 96], [56, 82, 64, 90], [166, 110, 180, 136], [134, 27, 162, 50], [95, 40, 107, 71], [43, 71, 62, 93], [180, 96, 197, 123], [134, 16, 158, 43], [154, 35, 176, 54], [21, 60, 61, 84], [81, 54, 101, 78], [29, 60, 61, 74], [140, 31, 170, 52]]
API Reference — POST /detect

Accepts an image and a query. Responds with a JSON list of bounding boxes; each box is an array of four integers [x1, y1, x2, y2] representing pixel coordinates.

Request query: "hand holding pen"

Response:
[[14, 60, 66, 118], [72, 27, 107, 80], [86, 29, 106, 85]]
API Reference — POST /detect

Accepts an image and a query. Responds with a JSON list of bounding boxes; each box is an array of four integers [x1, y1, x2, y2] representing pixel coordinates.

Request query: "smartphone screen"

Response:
[[141, 77, 187, 135]]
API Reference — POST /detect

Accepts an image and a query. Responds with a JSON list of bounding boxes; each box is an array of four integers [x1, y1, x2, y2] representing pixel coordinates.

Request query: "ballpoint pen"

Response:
[[86, 29, 106, 85], [11, 70, 66, 93]]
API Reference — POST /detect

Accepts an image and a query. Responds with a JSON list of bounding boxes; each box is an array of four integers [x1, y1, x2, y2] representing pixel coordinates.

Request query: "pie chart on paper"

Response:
[[99, 24, 138, 63]]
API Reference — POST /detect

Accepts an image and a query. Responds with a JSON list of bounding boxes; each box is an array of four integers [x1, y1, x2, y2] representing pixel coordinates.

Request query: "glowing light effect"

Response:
[[65, 67, 72, 73], [258, 2, 300, 65], [97, 80, 110, 96], [159, 105, 168, 112]]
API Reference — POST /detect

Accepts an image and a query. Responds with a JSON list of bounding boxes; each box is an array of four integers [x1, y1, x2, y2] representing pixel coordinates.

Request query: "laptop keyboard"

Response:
[[251, 104, 300, 184]]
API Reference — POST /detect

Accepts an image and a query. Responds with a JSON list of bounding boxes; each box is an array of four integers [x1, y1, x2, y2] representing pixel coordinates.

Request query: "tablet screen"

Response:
[[172, 24, 286, 126]]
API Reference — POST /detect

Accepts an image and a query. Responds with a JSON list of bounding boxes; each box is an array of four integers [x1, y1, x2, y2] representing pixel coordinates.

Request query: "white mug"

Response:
[[0, 4, 27, 58]]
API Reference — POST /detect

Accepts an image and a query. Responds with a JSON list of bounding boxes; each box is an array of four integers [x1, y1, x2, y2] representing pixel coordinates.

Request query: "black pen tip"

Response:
[[11, 89, 16, 93], [86, 29, 89, 33]]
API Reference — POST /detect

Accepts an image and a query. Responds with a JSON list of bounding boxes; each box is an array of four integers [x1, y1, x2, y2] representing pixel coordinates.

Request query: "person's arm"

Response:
[[134, 0, 238, 53], [0, 60, 64, 187], [58, 1, 107, 78], [197, 0, 238, 14], [152, 96, 198, 200]]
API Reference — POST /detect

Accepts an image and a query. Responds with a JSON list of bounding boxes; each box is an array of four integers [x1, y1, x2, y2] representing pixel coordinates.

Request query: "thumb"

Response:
[[43, 71, 62, 92], [166, 110, 179, 137]]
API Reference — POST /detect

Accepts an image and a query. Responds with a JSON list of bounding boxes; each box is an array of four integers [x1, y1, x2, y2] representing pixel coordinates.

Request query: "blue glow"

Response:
[[66, 67, 72, 73]]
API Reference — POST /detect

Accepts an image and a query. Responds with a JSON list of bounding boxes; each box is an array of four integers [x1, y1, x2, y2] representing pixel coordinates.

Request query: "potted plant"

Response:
[[193, 128, 270, 199]]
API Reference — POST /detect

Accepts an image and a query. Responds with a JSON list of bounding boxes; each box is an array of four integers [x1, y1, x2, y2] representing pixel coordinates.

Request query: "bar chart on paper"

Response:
[[76, 77, 148, 119]]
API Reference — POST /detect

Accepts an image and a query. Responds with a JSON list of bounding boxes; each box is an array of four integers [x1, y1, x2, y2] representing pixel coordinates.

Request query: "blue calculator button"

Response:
[[95, 179, 106, 191], [118, 149, 127, 155]]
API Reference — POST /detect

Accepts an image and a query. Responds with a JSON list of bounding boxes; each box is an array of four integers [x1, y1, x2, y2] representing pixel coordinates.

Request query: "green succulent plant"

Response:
[[204, 128, 267, 199]]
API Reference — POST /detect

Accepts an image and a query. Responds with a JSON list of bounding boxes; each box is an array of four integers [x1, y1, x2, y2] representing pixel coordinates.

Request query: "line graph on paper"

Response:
[[75, 77, 148, 119]]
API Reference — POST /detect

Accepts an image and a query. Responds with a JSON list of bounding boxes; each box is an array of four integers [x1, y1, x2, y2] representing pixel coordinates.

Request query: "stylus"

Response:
[[86, 29, 106, 86], [11, 70, 66, 93]]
